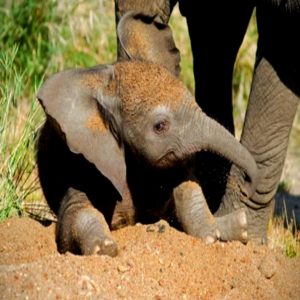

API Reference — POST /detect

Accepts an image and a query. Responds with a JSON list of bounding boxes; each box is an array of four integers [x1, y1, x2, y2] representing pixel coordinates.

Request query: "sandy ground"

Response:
[[1, 119, 299, 300], [0, 217, 299, 299]]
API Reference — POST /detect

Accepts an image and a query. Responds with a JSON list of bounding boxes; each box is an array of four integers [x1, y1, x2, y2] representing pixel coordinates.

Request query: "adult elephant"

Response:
[[115, 0, 300, 243]]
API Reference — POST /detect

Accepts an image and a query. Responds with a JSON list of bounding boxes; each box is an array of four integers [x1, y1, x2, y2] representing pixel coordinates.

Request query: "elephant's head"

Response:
[[37, 11, 258, 199]]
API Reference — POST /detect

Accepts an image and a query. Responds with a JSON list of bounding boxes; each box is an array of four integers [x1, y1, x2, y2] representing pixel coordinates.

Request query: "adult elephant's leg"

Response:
[[216, 2, 300, 243], [179, 0, 254, 133], [179, 1, 254, 212], [216, 58, 299, 243]]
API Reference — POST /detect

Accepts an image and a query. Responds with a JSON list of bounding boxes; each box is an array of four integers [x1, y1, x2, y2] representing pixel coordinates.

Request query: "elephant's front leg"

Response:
[[56, 188, 118, 257], [173, 181, 247, 244]]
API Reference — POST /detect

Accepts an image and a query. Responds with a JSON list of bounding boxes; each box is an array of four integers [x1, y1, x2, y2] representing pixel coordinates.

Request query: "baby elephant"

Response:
[[37, 60, 256, 256], [36, 12, 257, 256]]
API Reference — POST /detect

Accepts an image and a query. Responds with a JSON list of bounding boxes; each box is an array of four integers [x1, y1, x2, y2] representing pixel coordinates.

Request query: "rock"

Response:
[[146, 220, 169, 233], [258, 254, 277, 279]]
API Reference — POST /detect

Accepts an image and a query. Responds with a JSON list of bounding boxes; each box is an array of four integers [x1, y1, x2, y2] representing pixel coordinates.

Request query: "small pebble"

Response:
[[146, 220, 169, 233], [258, 255, 277, 279], [78, 275, 97, 292], [117, 265, 130, 273]]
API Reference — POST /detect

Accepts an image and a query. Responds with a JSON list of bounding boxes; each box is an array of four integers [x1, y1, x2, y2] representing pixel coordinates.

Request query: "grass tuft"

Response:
[[0, 0, 57, 93], [269, 215, 299, 258], [0, 45, 43, 220]]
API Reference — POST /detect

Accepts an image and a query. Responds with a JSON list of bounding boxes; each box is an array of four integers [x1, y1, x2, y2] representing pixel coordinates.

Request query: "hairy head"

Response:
[[111, 61, 195, 167], [114, 60, 191, 118]]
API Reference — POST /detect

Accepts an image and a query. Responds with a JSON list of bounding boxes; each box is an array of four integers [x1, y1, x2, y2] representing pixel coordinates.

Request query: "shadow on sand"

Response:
[[274, 191, 300, 230]]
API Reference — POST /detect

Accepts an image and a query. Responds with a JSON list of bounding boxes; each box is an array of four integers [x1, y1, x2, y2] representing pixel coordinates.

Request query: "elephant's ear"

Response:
[[117, 11, 180, 77], [37, 65, 126, 197]]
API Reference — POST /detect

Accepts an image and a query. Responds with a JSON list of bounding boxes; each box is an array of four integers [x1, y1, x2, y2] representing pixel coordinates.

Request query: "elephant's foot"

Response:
[[56, 188, 118, 257], [173, 181, 220, 244], [72, 208, 118, 256], [216, 208, 248, 243], [216, 165, 273, 244]]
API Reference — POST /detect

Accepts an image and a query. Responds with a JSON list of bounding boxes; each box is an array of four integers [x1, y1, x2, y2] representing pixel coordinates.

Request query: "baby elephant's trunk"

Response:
[[183, 109, 258, 198]]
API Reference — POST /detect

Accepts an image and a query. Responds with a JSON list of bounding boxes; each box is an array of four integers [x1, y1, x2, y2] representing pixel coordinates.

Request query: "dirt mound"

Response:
[[0, 217, 299, 299]]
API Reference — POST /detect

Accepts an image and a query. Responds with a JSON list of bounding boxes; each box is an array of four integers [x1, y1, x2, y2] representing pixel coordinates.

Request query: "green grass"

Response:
[[0, 45, 42, 219], [269, 215, 300, 258], [0, 0, 57, 94], [0, 0, 299, 256], [0, 0, 116, 220], [169, 7, 194, 92]]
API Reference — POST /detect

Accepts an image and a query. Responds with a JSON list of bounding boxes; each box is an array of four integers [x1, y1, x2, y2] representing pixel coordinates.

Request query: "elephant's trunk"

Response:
[[184, 110, 258, 198]]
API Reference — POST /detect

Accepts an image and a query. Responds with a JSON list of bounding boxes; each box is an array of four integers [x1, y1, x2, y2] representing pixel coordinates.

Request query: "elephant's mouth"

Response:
[[157, 151, 179, 168]]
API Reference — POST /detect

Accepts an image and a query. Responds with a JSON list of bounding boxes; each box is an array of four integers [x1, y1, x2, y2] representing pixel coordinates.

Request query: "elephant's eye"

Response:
[[153, 120, 169, 134]]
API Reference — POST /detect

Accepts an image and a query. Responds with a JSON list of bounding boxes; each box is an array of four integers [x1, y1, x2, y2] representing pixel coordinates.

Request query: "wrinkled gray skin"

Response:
[[115, 0, 300, 244], [37, 12, 258, 256]]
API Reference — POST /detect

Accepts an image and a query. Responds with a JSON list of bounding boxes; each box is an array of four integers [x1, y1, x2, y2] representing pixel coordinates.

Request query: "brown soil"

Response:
[[0, 217, 299, 299]]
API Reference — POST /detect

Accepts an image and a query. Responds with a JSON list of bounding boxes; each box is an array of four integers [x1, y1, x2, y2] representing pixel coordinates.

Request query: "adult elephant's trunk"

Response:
[[182, 110, 258, 198]]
